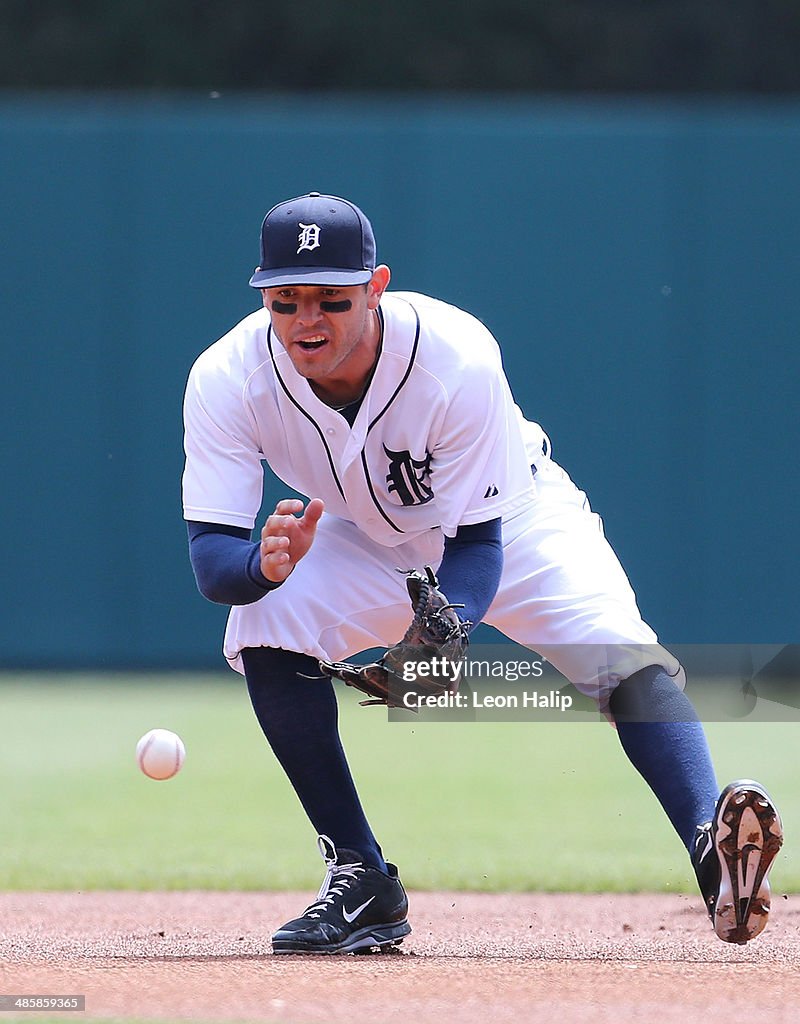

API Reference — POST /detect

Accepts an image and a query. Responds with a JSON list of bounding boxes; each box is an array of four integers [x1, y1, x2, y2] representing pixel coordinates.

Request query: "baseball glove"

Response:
[[319, 566, 470, 709]]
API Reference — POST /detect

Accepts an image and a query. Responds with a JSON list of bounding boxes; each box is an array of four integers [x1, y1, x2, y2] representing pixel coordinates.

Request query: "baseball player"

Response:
[[182, 192, 783, 953]]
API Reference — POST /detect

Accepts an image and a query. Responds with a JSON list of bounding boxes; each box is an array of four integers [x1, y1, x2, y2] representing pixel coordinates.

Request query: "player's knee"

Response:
[[241, 646, 320, 682], [609, 664, 694, 724]]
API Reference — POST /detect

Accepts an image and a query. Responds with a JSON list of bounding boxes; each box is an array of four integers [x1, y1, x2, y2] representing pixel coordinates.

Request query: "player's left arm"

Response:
[[434, 518, 503, 630]]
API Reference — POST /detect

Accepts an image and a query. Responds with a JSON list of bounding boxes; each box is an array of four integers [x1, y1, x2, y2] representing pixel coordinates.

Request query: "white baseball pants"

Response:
[[223, 459, 681, 706]]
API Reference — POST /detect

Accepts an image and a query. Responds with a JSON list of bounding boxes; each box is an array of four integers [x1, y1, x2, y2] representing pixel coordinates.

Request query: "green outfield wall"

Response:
[[1, 94, 798, 667]]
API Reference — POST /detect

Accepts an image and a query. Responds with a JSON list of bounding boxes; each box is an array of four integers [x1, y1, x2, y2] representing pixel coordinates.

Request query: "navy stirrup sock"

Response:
[[241, 646, 387, 871], [609, 665, 720, 851]]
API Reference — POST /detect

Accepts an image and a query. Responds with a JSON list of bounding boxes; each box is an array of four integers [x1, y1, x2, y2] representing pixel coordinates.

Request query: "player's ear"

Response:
[[366, 265, 391, 309]]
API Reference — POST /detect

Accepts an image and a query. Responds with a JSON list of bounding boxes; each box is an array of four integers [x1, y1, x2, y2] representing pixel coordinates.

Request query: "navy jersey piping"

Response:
[[266, 325, 346, 501], [359, 300, 423, 533]]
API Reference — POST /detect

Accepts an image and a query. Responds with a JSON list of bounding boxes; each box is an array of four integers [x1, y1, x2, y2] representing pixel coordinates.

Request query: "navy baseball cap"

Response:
[[248, 192, 377, 289]]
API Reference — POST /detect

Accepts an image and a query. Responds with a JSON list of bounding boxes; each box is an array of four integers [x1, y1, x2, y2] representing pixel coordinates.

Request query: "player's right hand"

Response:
[[260, 498, 324, 583]]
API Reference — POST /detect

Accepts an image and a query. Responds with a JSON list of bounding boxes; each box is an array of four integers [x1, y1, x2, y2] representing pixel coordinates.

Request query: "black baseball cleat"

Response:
[[272, 835, 411, 954], [692, 779, 783, 944]]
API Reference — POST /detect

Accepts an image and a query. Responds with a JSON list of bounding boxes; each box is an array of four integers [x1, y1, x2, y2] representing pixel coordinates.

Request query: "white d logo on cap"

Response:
[[297, 223, 321, 253]]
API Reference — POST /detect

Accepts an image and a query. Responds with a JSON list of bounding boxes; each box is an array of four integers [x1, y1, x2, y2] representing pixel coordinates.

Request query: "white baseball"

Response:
[[136, 728, 186, 780]]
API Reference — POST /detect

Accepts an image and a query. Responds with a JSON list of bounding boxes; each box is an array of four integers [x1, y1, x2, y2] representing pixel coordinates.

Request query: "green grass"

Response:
[[0, 674, 796, 893]]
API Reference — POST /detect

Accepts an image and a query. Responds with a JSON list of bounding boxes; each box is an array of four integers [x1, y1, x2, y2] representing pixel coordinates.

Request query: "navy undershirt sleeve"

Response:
[[188, 516, 504, 621], [435, 518, 503, 630], [187, 521, 280, 605]]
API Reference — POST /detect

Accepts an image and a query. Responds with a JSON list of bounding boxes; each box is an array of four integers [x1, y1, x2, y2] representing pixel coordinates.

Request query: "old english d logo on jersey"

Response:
[[384, 445, 433, 506], [297, 223, 321, 253]]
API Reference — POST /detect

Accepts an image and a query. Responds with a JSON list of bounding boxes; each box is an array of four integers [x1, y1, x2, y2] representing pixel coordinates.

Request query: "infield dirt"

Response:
[[2, 891, 799, 1023]]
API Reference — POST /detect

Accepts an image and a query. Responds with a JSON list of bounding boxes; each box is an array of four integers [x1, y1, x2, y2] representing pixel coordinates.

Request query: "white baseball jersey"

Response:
[[183, 291, 546, 546], [183, 290, 680, 701]]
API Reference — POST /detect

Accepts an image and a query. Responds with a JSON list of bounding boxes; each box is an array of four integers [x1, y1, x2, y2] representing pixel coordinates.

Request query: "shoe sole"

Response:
[[712, 780, 783, 944], [272, 919, 411, 955]]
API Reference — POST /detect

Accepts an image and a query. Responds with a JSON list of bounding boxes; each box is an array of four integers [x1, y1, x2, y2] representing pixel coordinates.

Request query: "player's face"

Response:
[[262, 266, 390, 401]]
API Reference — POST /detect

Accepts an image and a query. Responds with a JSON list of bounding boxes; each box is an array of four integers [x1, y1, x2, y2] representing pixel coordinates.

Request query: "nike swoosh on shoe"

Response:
[[342, 896, 376, 924]]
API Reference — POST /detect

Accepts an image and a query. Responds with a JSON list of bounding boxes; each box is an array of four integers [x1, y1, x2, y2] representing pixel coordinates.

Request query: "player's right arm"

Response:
[[259, 498, 324, 583], [188, 495, 324, 604], [187, 520, 270, 605], [182, 340, 325, 603]]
